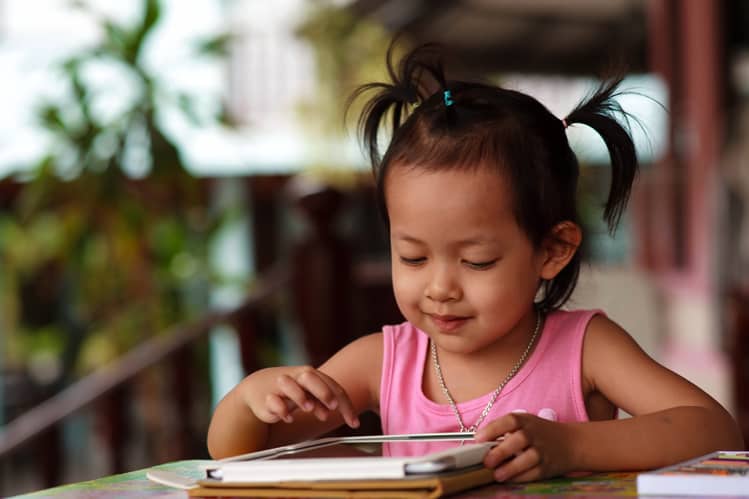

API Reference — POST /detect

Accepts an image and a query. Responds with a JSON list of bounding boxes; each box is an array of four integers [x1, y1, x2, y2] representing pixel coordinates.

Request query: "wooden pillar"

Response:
[[680, 0, 723, 291], [287, 176, 355, 368], [38, 426, 62, 487], [645, 0, 736, 426], [233, 308, 259, 375], [644, 0, 724, 286], [97, 386, 127, 473], [640, 0, 684, 271], [171, 346, 192, 459]]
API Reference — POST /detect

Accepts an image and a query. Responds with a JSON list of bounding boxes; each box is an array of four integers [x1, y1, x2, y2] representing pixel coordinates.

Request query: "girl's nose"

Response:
[[424, 267, 461, 302]]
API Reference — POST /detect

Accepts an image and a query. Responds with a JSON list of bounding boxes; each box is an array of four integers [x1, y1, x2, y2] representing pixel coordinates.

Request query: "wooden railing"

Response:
[[0, 263, 289, 485], [0, 175, 402, 493]]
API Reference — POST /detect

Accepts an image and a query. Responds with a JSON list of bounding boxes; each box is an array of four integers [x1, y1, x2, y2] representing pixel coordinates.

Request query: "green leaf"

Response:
[[103, 20, 130, 58], [194, 33, 234, 57], [37, 104, 67, 132], [130, 0, 162, 64], [141, 0, 161, 37], [176, 93, 203, 126], [216, 103, 235, 127]]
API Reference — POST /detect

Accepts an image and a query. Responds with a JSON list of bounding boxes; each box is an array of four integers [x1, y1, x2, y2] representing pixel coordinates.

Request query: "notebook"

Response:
[[636, 450, 749, 496]]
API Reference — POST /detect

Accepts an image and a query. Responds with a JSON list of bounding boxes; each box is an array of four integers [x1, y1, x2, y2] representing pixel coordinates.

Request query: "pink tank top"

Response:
[[379, 309, 605, 434]]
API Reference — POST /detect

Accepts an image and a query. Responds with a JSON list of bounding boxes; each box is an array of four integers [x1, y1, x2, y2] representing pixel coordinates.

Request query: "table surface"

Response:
[[11, 461, 645, 498]]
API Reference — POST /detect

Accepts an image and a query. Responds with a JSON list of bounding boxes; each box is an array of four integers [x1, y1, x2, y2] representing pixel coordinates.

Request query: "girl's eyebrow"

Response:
[[454, 237, 498, 247], [392, 232, 497, 247], [391, 233, 423, 244]]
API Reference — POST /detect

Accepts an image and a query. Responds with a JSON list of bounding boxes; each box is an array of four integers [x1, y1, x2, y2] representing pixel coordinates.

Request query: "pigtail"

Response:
[[564, 77, 639, 234], [346, 42, 447, 170]]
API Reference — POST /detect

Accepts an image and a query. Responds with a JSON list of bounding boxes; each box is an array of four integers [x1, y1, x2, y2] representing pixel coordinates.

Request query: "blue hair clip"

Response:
[[443, 89, 454, 107]]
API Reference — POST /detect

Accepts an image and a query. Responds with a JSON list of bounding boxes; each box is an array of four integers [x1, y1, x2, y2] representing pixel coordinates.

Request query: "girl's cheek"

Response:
[[390, 273, 407, 301], [392, 280, 412, 304], [392, 274, 420, 306]]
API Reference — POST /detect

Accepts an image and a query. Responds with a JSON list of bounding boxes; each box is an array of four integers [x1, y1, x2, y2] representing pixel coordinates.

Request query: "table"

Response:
[[11, 461, 640, 498]]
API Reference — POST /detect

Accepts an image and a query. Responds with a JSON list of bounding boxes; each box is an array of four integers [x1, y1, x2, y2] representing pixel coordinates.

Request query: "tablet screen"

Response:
[[256, 438, 476, 461], [206, 436, 493, 481]]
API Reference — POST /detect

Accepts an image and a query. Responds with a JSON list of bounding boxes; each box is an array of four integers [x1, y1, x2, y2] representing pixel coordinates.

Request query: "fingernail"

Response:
[[303, 402, 313, 411], [328, 400, 338, 410], [494, 469, 507, 482], [351, 417, 360, 428]]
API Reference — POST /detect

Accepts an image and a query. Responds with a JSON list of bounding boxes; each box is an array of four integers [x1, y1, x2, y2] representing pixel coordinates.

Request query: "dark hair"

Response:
[[348, 43, 639, 312]]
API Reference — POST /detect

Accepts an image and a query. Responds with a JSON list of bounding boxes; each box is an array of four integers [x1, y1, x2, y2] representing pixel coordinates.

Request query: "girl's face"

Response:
[[386, 165, 548, 355]]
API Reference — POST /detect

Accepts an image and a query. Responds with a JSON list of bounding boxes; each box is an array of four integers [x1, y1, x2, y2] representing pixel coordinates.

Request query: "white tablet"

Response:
[[203, 433, 495, 483]]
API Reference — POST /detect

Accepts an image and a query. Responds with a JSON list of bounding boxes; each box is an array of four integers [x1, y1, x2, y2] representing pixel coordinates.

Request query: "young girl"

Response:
[[207, 44, 743, 482]]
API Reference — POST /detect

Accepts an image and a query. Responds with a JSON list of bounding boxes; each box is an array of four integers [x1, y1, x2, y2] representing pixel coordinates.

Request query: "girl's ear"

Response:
[[539, 221, 582, 280]]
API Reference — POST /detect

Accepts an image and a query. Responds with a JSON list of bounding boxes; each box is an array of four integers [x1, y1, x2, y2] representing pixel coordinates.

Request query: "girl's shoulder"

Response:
[[323, 332, 385, 379], [322, 332, 385, 411], [545, 308, 606, 340], [577, 311, 655, 391], [548, 307, 606, 321], [549, 308, 629, 355], [577, 312, 631, 347], [336, 331, 384, 358]]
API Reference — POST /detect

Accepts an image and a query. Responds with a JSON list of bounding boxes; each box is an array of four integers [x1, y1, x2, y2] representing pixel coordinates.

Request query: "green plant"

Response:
[[0, 0, 235, 388], [295, 2, 398, 136]]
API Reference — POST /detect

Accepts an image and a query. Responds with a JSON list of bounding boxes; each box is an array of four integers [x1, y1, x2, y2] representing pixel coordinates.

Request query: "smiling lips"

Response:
[[429, 314, 469, 332]]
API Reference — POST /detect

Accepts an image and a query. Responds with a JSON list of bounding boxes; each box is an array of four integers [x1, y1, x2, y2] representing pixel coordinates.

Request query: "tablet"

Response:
[[203, 433, 495, 484]]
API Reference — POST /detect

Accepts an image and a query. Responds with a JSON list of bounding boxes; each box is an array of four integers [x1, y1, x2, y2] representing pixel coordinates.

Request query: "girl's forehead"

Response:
[[384, 164, 517, 225], [384, 163, 512, 198]]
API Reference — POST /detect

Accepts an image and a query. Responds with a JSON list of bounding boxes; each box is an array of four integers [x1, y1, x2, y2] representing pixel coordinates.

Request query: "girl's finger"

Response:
[[316, 372, 360, 428], [265, 393, 292, 423], [312, 402, 330, 421], [483, 429, 530, 468], [276, 374, 315, 412], [295, 370, 339, 410], [483, 441, 516, 468], [506, 465, 543, 483], [475, 413, 522, 442], [501, 429, 530, 453], [495, 447, 541, 483], [293, 369, 359, 429]]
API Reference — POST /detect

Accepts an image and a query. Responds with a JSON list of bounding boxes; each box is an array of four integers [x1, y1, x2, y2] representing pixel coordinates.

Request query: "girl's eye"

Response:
[[463, 259, 498, 270], [399, 256, 426, 266]]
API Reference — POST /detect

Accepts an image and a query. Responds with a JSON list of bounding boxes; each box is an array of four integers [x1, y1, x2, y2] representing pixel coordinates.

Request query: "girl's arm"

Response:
[[207, 332, 383, 459], [476, 315, 743, 481]]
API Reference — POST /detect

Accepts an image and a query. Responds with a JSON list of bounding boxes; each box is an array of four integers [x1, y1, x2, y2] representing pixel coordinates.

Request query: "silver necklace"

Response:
[[430, 310, 542, 432]]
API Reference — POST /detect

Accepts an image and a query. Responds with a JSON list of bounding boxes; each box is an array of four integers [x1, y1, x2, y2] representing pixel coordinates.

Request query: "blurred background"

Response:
[[0, 0, 748, 495]]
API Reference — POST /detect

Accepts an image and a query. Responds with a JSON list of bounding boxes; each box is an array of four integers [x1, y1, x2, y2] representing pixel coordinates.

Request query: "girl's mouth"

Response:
[[429, 314, 469, 332]]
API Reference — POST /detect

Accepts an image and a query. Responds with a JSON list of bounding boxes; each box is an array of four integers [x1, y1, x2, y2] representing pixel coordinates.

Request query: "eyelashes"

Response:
[[399, 256, 426, 266], [398, 256, 498, 270], [463, 259, 498, 270]]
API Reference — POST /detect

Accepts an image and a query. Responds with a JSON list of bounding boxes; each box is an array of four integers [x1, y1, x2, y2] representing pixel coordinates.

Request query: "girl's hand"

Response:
[[474, 412, 575, 482], [242, 366, 360, 429]]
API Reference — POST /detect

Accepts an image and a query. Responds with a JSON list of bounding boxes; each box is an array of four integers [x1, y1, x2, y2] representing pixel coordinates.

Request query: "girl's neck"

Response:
[[438, 308, 542, 367], [424, 309, 544, 403]]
